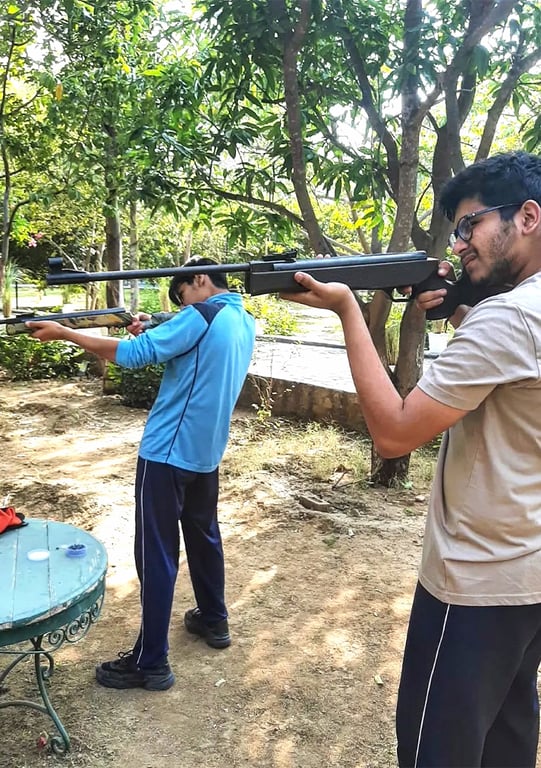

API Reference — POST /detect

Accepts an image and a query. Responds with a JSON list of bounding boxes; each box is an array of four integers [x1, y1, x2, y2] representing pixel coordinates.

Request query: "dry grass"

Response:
[[226, 414, 438, 493]]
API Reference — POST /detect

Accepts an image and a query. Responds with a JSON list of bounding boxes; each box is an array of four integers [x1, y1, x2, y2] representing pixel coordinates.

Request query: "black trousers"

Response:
[[132, 458, 224, 669], [397, 582, 541, 768]]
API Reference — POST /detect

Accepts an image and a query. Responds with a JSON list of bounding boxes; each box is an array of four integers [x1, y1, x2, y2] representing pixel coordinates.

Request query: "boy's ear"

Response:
[[198, 273, 213, 289]]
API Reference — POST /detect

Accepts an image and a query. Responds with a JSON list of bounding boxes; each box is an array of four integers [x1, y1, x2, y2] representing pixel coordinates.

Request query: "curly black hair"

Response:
[[439, 151, 541, 221]]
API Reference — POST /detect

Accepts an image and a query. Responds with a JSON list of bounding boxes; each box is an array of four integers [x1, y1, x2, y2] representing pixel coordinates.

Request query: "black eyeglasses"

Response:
[[448, 203, 523, 249]]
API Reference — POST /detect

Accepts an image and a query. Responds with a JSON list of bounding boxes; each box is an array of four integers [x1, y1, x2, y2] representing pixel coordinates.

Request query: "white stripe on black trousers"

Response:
[[131, 457, 224, 669], [396, 582, 541, 767]]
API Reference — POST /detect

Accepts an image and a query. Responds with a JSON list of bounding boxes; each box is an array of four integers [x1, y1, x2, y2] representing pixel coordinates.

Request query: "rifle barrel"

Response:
[[46, 259, 250, 286]]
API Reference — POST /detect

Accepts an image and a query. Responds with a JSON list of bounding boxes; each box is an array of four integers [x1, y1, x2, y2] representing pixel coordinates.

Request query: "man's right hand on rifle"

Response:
[[411, 260, 470, 327]]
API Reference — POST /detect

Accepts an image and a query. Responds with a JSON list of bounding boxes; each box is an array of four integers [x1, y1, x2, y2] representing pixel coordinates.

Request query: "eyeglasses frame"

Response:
[[448, 203, 523, 249]]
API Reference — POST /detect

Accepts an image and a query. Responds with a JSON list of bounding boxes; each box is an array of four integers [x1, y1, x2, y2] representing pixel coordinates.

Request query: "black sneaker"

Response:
[[184, 608, 231, 649], [95, 651, 175, 691]]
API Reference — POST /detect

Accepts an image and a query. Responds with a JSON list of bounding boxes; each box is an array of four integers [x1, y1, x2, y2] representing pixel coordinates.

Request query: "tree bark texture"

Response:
[[103, 123, 123, 308], [371, 0, 423, 486], [129, 198, 139, 314], [280, 0, 333, 256], [105, 212, 123, 309]]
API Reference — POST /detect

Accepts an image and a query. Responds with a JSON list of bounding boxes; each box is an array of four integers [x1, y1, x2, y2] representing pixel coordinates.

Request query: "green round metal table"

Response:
[[0, 519, 108, 753]]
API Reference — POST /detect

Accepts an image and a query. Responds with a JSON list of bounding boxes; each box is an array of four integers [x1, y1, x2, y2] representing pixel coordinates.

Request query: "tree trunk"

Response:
[[0, 194, 8, 310], [370, 445, 410, 486], [366, 290, 392, 372], [88, 243, 104, 310], [370, 0, 423, 486], [369, 300, 426, 487], [280, 0, 333, 256], [128, 198, 139, 314], [103, 121, 123, 308], [105, 211, 123, 308], [0, 22, 16, 310], [183, 228, 193, 262], [394, 301, 426, 397], [1, 141, 11, 310]]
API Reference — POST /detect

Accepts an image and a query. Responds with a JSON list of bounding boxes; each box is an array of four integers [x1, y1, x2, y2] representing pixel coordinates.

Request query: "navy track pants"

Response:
[[396, 582, 541, 768], [131, 457, 225, 669]]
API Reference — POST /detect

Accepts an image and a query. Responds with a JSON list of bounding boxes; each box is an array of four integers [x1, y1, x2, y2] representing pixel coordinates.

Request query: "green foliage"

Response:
[[385, 301, 405, 366], [0, 335, 85, 380], [116, 363, 164, 408], [4, 0, 541, 281], [2, 1, 541, 454], [243, 293, 299, 336], [130, 286, 164, 314], [524, 113, 541, 153]]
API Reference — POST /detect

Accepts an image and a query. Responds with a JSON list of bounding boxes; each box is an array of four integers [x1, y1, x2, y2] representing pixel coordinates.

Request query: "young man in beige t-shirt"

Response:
[[282, 150, 541, 767]]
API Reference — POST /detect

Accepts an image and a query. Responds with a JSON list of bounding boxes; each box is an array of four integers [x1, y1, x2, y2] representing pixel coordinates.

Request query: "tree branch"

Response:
[[272, 0, 335, 254], [444, 0, 517, 173], [329, 0, 400, 197], [476, 45, 541, 160]]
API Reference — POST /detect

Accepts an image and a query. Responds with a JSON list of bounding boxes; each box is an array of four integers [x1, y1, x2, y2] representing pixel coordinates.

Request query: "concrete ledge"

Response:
[[238, 374, 366, 432]]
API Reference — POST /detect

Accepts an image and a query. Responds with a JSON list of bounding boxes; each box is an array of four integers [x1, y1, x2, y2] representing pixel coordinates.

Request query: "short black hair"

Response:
[[168, 256, 229, 306], [439, 151, 541, 221]]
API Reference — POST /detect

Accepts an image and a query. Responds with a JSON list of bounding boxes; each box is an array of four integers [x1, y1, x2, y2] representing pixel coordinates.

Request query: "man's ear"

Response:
[[520, 199, 541, 235]]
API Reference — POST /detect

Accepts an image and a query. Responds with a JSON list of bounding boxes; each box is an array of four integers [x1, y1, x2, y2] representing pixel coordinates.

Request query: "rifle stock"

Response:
[[0, 307, 134, 336]]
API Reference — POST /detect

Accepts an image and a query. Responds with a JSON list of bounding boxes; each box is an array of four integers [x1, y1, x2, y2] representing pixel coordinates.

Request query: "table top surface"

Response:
[[0, 519, 108, 633]]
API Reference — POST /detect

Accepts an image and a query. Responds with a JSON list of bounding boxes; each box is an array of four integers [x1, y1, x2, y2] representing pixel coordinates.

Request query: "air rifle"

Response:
[[46, 251, 464, 321], [0, 307, 134, 336]]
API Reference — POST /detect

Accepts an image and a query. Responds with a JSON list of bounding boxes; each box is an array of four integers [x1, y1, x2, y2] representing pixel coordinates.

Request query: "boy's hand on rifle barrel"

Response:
[[280, 272, 357, 315], [25, 320, 67, 342]]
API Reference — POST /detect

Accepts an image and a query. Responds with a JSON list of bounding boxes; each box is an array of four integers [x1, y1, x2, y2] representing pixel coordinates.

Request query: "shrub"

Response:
[[385, 302, 405, 366], [115, 364, 164, 408], [0, 335, 85, 380], [242, 294, 299, 336], [126, 285, 165, 314]]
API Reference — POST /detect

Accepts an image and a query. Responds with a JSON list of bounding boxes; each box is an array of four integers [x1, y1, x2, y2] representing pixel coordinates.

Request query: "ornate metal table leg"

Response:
[[0, 639, 70, 754], [0, 588, 104, 754], [33, 638, 70, 753], [0, 636, 70, 755]]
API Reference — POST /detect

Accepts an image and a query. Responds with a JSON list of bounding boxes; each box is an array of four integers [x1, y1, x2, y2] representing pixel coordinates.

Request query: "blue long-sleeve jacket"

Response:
[[115, 292, 255, 472]]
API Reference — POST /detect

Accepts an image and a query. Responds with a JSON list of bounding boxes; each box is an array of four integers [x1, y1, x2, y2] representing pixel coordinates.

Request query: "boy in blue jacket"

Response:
[[28, 257, 256, 690]]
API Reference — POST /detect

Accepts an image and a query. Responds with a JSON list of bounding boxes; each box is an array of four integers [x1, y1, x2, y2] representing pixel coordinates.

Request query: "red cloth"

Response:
[[0, 507, 25, 535]]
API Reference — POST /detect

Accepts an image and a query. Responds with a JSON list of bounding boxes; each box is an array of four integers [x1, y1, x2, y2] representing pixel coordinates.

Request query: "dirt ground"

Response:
[[0, 377, 429, 768]]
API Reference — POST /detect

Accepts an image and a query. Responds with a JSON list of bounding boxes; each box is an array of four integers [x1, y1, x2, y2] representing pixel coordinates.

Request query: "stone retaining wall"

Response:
[[238, 374, 366, 432]]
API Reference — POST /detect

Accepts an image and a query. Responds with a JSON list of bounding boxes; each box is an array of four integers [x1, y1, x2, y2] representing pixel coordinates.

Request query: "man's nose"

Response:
[[451, 237, 468, 257]]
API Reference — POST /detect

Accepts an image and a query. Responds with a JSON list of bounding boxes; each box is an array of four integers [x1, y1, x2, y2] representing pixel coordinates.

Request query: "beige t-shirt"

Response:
[[417, 270, 541, 606]]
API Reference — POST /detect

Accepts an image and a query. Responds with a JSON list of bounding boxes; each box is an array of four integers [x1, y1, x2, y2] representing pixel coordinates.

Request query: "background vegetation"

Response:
[[1, 0, 540, 482]]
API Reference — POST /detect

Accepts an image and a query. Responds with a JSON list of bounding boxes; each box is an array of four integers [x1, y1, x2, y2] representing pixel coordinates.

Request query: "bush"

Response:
[[242, 294, 299, 336], [126, 285, 165, 315], [0, 335, 85, 380], [385, 302, 405, 366], [115, 364, 164, 408]]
